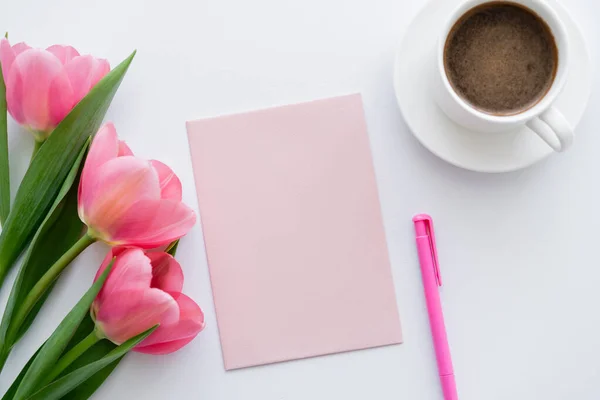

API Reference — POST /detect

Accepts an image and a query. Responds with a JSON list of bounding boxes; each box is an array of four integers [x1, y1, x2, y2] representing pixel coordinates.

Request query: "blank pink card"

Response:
[[187, 94, 402, 370]]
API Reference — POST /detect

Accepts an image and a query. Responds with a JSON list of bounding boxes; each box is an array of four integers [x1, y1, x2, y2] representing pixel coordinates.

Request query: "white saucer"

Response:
[[394, 0, 591, 173]]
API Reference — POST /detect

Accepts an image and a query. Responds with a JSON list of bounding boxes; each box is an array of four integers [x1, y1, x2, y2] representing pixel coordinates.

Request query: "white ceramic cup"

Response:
[[434, 0, 572, 152]]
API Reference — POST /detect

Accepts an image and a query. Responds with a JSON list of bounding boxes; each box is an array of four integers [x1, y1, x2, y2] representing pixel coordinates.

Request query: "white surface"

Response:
[[395, 0, 591, 172], [0, 0, 599, 399]]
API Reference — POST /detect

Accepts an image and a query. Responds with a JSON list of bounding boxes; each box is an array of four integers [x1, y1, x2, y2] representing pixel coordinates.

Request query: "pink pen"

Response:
[[413, 214, 458, 400]]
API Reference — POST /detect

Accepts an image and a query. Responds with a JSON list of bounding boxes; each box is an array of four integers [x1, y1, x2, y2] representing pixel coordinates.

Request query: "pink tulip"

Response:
[[92, 248, 205, 354], [0, 39, 110, 140], [78, 123, 196, 248]]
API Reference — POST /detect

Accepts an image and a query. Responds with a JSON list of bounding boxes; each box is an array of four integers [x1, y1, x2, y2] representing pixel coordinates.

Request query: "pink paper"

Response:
[[187, 94, 402, 370]]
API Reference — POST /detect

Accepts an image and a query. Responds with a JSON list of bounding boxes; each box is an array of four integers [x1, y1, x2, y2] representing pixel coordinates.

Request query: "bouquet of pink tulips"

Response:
[[0, 37, 205, 398]]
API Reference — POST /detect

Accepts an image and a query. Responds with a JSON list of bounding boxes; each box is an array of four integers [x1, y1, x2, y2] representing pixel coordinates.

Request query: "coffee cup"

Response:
[[434, 0, 572, 152]]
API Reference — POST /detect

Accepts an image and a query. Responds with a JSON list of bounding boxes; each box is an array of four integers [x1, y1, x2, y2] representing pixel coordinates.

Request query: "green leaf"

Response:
[[60, 352, 122, 400], [59, 315, 120, 400], [25, 326, 157, 400], [4, 315, 119, 400], [1, 347, 41, 400], [12, 259, 115, 400], [165, 239, 180, 256], [0, 55, 9, 226], [0, 50, 136, 288], [0, 140, 89, 372]]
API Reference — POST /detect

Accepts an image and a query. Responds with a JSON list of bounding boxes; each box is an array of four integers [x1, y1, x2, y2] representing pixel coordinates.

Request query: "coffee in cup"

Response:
[[444, 2, 558, 116], [434, 0, 572, 152]]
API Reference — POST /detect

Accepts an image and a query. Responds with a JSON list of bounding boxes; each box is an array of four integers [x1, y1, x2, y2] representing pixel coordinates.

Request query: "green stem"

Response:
[[6, 233, 96, 345], [44, 330, 103, 384], [30, 139, 44, 163]]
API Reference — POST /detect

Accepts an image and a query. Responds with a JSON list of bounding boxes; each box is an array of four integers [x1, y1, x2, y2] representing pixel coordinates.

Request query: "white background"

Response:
[[1, 0, 599, 399]]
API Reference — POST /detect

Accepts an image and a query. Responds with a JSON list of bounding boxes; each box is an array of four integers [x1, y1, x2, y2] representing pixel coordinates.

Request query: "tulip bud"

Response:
[[0, 39, 109, 141]]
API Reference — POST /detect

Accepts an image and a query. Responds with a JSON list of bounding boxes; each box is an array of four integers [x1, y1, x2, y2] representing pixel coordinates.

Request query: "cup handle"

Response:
[[526, 107, 574, 152]]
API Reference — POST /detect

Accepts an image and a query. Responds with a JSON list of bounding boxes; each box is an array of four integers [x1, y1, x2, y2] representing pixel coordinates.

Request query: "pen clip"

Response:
[[413, 214, 442, 286]]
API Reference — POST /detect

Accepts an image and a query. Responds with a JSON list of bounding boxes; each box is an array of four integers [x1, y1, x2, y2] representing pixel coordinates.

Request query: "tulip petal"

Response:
[[4, 61, 25, 124], [47, 69, 77, 129], [79, 123, 119, 215], [150, 160, 182, 201], [12, 42, 32, 56], [135, 337, 196, 355], [80, 156, 161, 242], [7, 49, 74, 132], [93, 247, 127, 282], [95, 288, 179, 345], [0, 40, 30, 80], [147, 252, 184, 293], [65, 55, 110, 103], [80, 122, 118, 181], [2, 42, 37, 125], [109, 199, 196, 248], [135, 293, 205, 354], [118, 140, 134, 157], [0, 39, 15, 80], [46, 44, 80, 65], [95, 249, 153, 308]]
